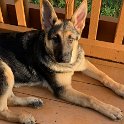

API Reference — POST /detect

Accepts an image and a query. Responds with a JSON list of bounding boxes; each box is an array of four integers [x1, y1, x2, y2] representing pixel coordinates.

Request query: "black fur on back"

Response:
[[0, 30, 63, 97]]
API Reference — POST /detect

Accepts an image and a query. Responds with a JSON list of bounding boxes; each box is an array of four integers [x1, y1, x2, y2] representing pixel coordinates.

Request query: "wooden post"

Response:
[[0, 0, 8, 23], [23, 0, 30, 26], [88, 0, 102, 40], [114, 0, 124, 45], [0, 7, 3, 23], [40, 0, 43, 29], [65, 0, 75, 19], [14, 0, 29, 26]]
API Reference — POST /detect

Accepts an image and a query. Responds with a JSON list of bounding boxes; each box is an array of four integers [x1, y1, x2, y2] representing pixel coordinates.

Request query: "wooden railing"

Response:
[[0, 0, 124, 63]]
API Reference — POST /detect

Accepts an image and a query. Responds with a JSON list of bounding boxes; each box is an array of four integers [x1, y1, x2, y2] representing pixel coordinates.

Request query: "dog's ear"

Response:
[[71, 0, 87, 34], [42, 0, 58, 31]]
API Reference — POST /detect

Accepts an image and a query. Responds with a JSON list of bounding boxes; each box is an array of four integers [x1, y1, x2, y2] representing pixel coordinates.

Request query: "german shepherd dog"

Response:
[[0, 0, 124, 123]]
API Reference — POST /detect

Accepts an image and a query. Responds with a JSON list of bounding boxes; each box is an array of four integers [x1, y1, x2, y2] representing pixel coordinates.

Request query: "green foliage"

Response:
[[31, 0, 39, 4], [51, 0, 65, 8], [30, 0, 122, 17], [100, 0, 122, 17]]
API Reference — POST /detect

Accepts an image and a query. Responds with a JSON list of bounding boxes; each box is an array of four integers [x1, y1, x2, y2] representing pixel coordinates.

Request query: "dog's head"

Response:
[[42, 0, 87, 63]]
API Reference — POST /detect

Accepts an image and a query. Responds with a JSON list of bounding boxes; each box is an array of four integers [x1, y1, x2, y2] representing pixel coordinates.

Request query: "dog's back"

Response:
[[0, 31, 43, 84]]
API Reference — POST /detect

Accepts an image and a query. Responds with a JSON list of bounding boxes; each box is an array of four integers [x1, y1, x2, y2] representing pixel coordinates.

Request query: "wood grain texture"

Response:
[[0, 0, 8, 23], [79, 38, 124, 63], [40, 0, 43, 29], [23, 0, 29, 26], [88, 0, 102, 40], [14, 0, 28, 26], [0, 7, 3, 23], [65, 0, 75, 19], [114, 0, 124, 44], [0, 23, 33, 32]]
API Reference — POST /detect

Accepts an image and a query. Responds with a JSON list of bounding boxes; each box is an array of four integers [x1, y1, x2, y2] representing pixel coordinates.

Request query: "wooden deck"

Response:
[[1, 57, 124, 124]]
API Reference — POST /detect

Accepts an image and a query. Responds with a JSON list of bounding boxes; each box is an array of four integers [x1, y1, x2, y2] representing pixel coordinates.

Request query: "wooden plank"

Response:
[[80, 38, 124, 52], [14, 0, 27, 26], [86, 57, 124, 69], [65, 0, 75, 19], [73, 61, 124, 86], [88, 0, 102, 40], [79, 38, 124, 63], [40, 0, 43, 29], [0, 23, 33, 32], [0, 7, 3, 23], [114, 1, 124, 45], [0, 0, 8, 23], [0, 89, 124, 124], [23, 0, 30, 26]]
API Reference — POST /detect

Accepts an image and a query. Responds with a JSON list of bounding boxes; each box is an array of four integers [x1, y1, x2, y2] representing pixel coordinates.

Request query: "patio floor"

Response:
[[1, 57, 124, 124]]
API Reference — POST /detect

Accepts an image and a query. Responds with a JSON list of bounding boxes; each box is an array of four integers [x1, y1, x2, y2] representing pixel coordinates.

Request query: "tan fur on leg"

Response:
[[0, 109, 35, 124], [82, 59, 124, 97], [8, 93, 43, 108], [60, 86, 123, 120], [0, 61, 36, 123]]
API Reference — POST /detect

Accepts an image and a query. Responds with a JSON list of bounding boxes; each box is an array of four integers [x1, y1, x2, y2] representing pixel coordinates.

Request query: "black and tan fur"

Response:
[[0, 0, 124, 123]]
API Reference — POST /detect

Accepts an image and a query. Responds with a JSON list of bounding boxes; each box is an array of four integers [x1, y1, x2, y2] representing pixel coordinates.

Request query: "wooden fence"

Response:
[[0, 0, 124, 63]]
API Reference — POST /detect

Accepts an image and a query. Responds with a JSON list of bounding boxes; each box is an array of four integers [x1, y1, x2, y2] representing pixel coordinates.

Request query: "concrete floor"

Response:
[[1, 57, 124, 124]]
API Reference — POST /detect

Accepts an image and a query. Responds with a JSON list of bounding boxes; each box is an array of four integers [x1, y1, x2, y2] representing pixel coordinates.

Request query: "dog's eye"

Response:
[[52, 35, 57, 40], [68, 35, 74, 43], [52, 35, 60, 44]]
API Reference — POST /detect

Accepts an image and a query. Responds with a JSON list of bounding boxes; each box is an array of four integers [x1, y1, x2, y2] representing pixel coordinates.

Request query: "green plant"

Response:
[[30, 0, 122, 17], [31, 0, 39, 4], [100, 0, 122, 17]]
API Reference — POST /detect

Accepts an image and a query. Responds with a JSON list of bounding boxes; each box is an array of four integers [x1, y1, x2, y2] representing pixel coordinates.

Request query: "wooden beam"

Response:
[[14, 0, 28, 26], [65, 0, 75, 19], [40, 0, 43, 29], [0, 23, 33, 32], [79, 38, 124, 63], [0, 7, 3, 23], [114, 1, 124, 45], [88, 0, 102, 40], [23, 0, 29, 26], [0, 0, 8, 23]]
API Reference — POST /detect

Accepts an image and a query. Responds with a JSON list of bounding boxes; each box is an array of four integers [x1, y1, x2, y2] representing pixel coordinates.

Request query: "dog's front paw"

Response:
[[114, 84, 124, 98], [19, 113, 36, 124], [102, 104, 123, 120], [27, 97, 43, 108]]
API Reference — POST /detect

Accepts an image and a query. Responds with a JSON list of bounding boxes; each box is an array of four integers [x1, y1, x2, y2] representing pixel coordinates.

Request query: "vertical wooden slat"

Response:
[[0, 0, 8, 23], [88, 0, 102, 40], [23, 0, 29, 26], [114, 1, 124, 45], [14, 0, 29, 26], [40, 0, 43, 29], [65, 0, 75, 19], [0, 7, 4, 23]]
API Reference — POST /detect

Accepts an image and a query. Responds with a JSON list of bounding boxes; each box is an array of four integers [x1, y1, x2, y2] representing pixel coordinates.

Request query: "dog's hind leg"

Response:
[[0, 61, 36, 124]]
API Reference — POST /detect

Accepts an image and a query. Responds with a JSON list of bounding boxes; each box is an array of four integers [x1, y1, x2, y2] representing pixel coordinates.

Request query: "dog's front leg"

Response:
[[81, 59, 124, 98], [60, 85, 123, 120], [55, 73, 123, 120]]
